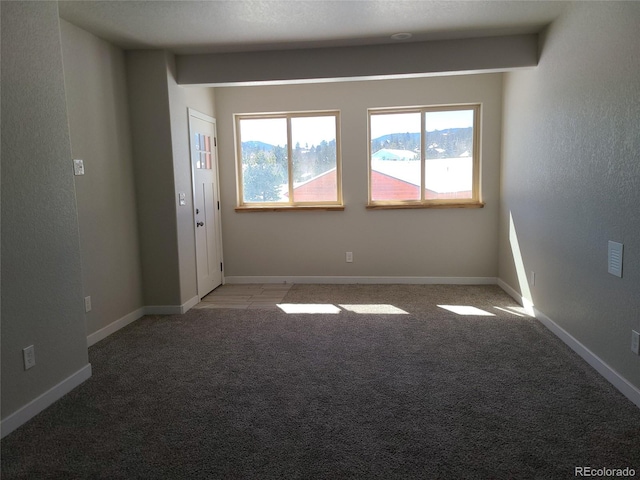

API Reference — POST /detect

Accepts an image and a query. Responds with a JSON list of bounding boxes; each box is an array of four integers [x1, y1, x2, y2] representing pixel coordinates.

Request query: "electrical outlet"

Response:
[[23, 345, 36, 370], [73, 159, 85, 176], [346, 252, 353, 263], [84, 296, 92, 312], [632, 330, 640, 355]]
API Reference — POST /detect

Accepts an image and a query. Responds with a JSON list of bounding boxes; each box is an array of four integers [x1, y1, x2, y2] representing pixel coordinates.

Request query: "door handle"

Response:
[[197, 222, 204, 227]]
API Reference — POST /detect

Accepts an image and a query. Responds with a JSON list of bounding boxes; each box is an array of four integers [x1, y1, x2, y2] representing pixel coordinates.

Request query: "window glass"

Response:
[[370, 112, 421, 201], [291, 116, 338, 202], [368, 105, 479, 206], [424, 109, 474, 200], [236, 112, 342, 207], [239, 118, 288, 203], [194, 133, 213, 170]]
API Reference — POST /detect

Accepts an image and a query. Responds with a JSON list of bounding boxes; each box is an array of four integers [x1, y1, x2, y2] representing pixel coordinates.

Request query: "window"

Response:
[[368, 104, 482, 208], [194, 133, 212, 169], [235, 111, 342, 210]]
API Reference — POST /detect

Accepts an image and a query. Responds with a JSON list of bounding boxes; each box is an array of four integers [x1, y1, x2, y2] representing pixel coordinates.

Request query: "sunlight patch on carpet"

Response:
[[339, 304, 408, 314], [493, 306, 528, 317], [277, 304, 409, 314], [277, 304, 341, 314], [438, 305, 496, 316]]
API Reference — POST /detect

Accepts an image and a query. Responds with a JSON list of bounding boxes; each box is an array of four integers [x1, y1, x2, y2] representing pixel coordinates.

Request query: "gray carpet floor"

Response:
[[2, 284, 640, 479]]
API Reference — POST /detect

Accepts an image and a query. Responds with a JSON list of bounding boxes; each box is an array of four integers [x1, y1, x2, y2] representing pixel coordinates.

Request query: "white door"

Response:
[[188, 109, 223, 299]]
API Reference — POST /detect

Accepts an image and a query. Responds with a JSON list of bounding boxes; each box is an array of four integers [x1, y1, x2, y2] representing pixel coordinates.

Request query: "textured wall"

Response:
[[184, 86, 216, 118], [60, 20, 144, 336], [215, 74, 502, 279], [499, 2, 640, 388], [1, 2, 90, 418]]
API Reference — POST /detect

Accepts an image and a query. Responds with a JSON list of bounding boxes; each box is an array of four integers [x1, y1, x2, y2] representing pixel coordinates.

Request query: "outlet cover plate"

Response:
[[73, 159, 85, 176], [23, 345, 36, 370]]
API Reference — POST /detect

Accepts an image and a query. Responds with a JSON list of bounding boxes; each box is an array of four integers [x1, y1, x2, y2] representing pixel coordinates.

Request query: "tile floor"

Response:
[[192, 283, 293, 310]]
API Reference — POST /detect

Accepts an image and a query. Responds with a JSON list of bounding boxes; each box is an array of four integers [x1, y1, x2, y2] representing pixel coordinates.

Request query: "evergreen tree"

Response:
[[242, 150, 286, 202]]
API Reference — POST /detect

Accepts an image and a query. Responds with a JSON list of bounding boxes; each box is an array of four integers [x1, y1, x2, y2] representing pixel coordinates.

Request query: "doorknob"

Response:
[[197, 222, 204, 227]]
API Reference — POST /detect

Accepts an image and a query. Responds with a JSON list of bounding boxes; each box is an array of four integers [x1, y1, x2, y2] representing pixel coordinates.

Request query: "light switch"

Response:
[[178, 192, 186, 206], [73, 159, 85, 176]]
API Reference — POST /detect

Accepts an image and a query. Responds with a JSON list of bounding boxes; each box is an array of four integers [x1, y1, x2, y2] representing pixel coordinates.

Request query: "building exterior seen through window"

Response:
[[234, 106, 480, 210], [235, 111, 342, 208], [368, 105, 481, 207]]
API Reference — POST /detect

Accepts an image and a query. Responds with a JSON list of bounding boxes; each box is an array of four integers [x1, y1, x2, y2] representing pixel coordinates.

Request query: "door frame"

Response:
[[188, 108, 225, 293]]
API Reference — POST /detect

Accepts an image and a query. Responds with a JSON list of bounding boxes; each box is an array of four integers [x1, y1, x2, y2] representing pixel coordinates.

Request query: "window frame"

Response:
[[234, 110, 343, 211], [367, 104, 483, 209]]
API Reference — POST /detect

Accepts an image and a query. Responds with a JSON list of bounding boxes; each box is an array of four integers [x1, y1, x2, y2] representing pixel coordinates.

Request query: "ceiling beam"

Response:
[[176, 34, 538, 86]]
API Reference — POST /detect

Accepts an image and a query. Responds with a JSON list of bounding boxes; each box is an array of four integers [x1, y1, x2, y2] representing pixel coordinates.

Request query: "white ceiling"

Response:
[[58, 1, 568, 55]]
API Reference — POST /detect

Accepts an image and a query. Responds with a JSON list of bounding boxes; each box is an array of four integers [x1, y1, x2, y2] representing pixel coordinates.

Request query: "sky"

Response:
[[239, 116, 336, 147], [239, 109, 474, 146], [370, 109, 474, 138]]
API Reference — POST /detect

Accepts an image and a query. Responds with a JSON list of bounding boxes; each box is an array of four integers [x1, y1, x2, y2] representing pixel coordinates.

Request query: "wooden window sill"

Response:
[[366, 202, 485, 210], [235, 206, 345, 212]]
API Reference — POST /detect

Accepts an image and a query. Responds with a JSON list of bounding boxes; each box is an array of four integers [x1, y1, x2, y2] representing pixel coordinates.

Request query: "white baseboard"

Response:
[[497, 278, 521, 302], [87, 308, 145, 347], [181, 295, 200, 313], [533, 307, 640, 409], [226, 276, 498, 285], [498, 279, 640, 409], [4, 295, 202, 437], [1, 363, 92, 439], [144, 295, 200, 315], [87, 295, 200, 347], [497, 278, 534, 315]]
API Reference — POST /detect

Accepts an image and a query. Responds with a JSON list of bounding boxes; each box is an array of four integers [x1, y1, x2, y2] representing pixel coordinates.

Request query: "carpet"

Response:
[[2, 284, 639, 479]]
